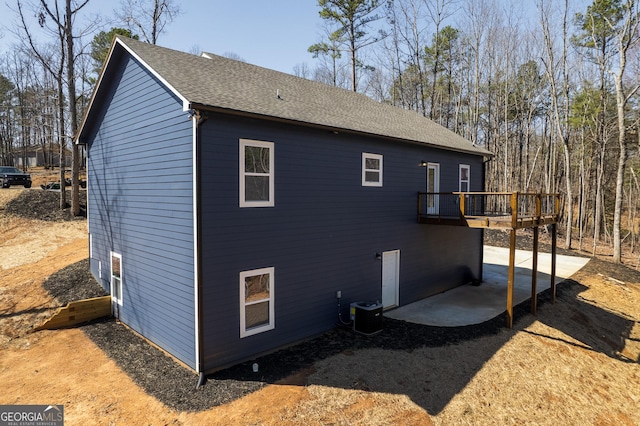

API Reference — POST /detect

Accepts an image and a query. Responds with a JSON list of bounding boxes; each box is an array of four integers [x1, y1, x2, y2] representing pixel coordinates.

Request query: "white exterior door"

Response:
[[427, 163, 440, 215], [381, 250, 400, 309]]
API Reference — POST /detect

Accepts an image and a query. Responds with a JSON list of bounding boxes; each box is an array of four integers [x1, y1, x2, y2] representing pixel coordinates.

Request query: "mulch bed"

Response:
[[42, 259, 108, 305], [4, 189, 86, 221], [571, 256, 640, 284], [483, 228, 574, 256]]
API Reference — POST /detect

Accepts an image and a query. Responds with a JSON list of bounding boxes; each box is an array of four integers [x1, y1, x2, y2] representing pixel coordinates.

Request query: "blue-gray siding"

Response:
[[86, 54, 196, 368], [199, 113, 483, 371]]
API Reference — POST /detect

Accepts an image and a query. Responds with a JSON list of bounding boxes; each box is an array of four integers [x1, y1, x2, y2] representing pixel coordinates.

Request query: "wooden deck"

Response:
[[418, 214, 558, 228], [418, 191, 560, 229], [418, 191, 561, 328]]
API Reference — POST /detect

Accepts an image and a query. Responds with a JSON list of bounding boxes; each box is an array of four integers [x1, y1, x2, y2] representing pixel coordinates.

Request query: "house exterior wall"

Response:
[[12, 149, 72, 168], [85, 54, 196, 369], [198, 112, 484, 372]]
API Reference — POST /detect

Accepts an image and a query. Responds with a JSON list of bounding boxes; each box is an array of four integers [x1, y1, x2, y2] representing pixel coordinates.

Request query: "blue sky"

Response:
[[0, 0, 324, 74], [158, 1, 322, 73], [0, 1, 591, 75]]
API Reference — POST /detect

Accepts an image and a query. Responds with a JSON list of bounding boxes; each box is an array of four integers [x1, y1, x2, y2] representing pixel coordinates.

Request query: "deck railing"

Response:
[[417, 192, 560, 229]]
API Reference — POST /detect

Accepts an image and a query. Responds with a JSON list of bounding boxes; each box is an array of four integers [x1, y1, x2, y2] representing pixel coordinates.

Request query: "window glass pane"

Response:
[[244, 273, 270, 302], [245, 146, 270, 174], [245, 176, 270, 201], [461, 167, 469, 181], [361, 153, 382, 187], [246, 301, 270, 329], [428, 169, 435, 192], [111, 255, 121, 278], [365, 158, 380, 170], [112, 277, 121, 299], [365, 171, 380, 182], [461, 182, 469, 192]]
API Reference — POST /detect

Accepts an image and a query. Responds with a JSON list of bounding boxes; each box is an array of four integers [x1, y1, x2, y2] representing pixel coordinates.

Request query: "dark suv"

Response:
[[0, 166, 32, 188]]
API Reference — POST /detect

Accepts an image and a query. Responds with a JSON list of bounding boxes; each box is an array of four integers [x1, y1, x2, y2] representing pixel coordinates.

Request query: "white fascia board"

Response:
[[76, 37, 192, 145], [115, 38, 191, 111]]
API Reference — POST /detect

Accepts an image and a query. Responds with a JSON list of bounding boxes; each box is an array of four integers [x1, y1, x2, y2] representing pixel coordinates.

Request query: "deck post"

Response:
[[510, 192, 518, 229], [507, 228, 516, 328], [551, 222, 557, 303], [532, 226, 539, 315], [459, 192, 465, 219], [531, 193, 541, 315]]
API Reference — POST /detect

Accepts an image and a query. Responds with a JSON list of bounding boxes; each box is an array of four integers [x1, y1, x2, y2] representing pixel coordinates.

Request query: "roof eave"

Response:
[[190, 102, 491, 157]]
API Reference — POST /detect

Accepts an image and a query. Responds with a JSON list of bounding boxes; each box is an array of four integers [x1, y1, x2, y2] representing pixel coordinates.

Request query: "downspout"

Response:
[[191, 109, 207, 388]]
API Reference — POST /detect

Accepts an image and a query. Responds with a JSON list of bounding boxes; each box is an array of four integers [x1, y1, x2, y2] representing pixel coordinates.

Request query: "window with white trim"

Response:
[[240, 139, 274, 207], [362, 152, 383, 187], [110, 252, 123, 305], [459, 164, 470, 192], [240, 267, 275, 338]]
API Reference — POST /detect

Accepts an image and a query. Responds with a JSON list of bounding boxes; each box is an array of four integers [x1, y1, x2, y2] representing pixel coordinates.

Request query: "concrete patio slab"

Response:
[[384, 246, 590, 327]]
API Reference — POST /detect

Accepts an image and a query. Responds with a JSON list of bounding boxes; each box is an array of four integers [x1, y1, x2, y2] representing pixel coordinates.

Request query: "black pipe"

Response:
[[196, 372, 207, 389]]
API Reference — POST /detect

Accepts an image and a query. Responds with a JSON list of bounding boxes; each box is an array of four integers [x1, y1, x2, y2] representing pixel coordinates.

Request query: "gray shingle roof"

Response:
[[83, 36, 489, 156]]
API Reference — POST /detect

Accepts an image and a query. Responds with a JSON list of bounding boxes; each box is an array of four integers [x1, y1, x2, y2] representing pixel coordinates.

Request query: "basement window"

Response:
[[110, 252, 123, 305], [362, 152, 383, 187], [240, 267, 275, 338]]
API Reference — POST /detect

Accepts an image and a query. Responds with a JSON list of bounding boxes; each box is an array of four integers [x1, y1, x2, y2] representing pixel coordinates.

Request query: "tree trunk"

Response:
[[57, 80, 66, 209], [612, 82, 627, 263], [593, 145, 605, 256], [65, 0, 80, 216], [611, 2, 639, 263], [579, 131, 586, 251], [350, 20, 357, 92], [562, 140, 573, 248]]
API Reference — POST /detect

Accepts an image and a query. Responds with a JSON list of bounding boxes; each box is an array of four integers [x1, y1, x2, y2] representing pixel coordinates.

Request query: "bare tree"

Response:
[[394, 0, 429, 115], [15, 0, 69, 208], [0, 66, 16, 166], [461, 0, 491, 146], [539, 0, 573, 248], [293, 62, 312, 79], [573, 0, 622, 256], [460, 0, 502, 194], [309, 20, 346, 88], [222, 52, 246, 62], [610, 0, 640, 263], [37, 0, 92, 216], [116, 0, 181, 45], [424, 0, 457, 119]]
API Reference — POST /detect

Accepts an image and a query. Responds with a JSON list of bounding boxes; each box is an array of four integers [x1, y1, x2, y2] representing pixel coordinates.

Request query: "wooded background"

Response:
[[1, 0, 639, 263]]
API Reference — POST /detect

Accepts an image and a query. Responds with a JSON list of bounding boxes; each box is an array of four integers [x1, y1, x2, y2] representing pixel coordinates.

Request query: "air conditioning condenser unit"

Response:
[[350, 301, 383, 335]]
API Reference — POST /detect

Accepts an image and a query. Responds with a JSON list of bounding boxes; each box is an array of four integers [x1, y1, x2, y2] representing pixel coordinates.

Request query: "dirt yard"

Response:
[[1, 186, 639, 425]]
